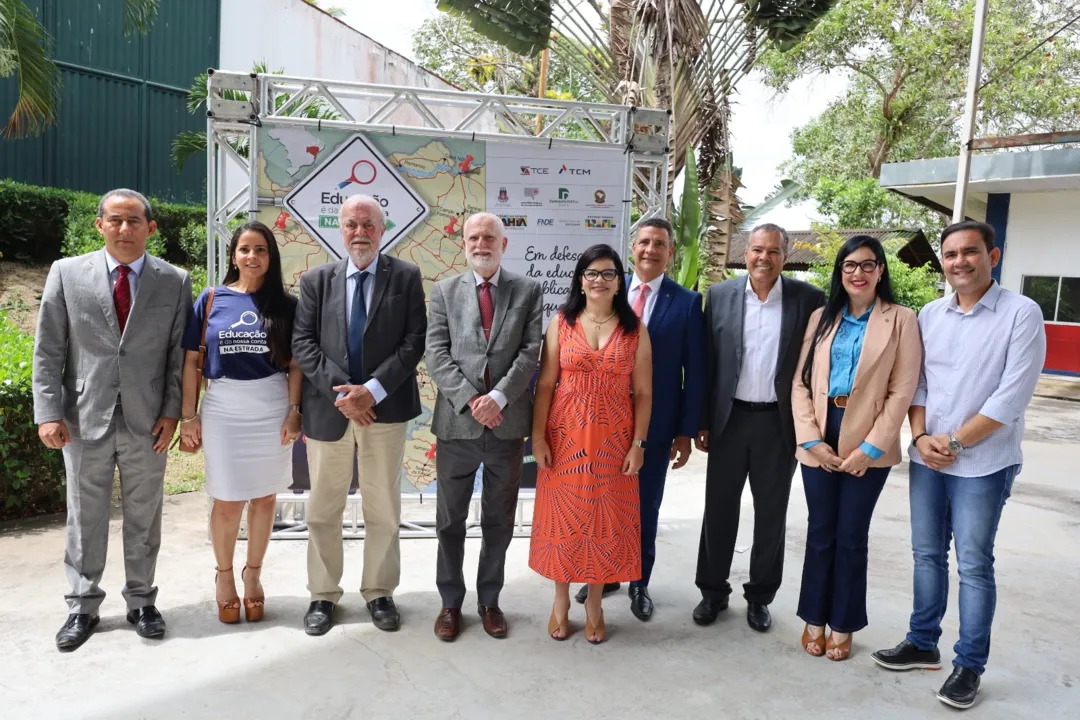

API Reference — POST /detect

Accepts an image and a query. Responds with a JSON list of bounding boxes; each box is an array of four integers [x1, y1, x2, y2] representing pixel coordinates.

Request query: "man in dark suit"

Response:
[[292, 194, 427, 636], [693, 223, 825, 632], [571, 218, 705, 619], [426, 212, 543, 641]]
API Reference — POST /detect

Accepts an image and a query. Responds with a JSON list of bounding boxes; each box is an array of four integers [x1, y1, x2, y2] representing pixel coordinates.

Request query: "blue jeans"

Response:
[[906, 461, 1018, 676]]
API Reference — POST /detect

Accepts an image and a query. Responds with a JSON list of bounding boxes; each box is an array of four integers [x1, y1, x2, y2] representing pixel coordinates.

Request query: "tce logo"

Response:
[[520, 166, 549, 175]]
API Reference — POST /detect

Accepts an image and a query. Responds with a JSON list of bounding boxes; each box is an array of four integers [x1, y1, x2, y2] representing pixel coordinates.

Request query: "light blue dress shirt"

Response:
[[910, 281, 1046, 477], [343, 255, 386, 404], [802, 304, 883, 460], [104, 250, 146, 299]]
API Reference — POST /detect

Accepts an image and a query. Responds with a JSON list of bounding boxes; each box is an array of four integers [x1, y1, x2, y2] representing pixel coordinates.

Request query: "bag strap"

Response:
[[193, 286, 215, 410]]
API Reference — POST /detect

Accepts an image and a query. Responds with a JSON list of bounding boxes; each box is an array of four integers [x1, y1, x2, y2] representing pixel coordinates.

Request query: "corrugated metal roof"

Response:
[[728, 228, 942, 273]]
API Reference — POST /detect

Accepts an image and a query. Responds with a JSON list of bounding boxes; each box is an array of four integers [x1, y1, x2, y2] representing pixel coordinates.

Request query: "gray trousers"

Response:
[[62, 406, 166, 614], [435, 431, 523, 608]]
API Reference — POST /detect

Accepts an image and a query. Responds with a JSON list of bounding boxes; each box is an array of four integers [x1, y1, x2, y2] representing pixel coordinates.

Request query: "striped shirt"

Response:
[[910, 281, 1046, 477]]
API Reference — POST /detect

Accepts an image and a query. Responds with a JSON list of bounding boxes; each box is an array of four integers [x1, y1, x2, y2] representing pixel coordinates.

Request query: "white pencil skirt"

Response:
[[200, 374, 293, 501]]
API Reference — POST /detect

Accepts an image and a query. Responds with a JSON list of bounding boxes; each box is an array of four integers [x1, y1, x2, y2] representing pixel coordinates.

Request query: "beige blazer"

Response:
[[792, 301, 922, 468]]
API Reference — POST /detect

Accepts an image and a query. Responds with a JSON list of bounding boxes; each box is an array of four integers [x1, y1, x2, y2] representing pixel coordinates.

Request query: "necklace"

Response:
[[583, 309, 616, 332]]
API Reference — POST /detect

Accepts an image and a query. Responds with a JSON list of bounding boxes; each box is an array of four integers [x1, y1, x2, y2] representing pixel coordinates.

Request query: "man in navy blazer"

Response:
[[572, 218, 706, 619]]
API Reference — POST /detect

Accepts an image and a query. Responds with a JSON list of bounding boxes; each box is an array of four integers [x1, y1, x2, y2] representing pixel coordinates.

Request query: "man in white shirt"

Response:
[[872, 221, 1046, 711], [693, 224, 824, 631]]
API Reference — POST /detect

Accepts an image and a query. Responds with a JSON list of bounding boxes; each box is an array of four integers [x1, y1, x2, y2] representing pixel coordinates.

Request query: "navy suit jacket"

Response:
[[634, 274, 706, 445]]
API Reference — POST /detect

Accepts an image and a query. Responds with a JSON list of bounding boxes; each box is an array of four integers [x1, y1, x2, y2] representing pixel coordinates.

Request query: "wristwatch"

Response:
[[633, 439, 648, 449], [948, 434, 964, 455]]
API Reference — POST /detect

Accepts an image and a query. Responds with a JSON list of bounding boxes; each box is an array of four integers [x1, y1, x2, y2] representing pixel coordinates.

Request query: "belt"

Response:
[[830, 396, 849, 408], [732, 398, 778, 412]]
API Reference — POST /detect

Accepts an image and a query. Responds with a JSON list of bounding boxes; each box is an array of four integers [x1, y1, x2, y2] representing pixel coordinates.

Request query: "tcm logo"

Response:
[[585, 217, 616, 229], [537, 218, 556, 227], [500, 215, 528, 228], [520, 166, 549, 175], [558, 188, 570, 200], [559, 164, 591, 175]]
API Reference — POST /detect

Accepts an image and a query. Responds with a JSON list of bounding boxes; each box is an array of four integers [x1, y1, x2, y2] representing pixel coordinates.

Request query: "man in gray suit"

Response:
[[426, 212, 543, 641], [693, 223, 824, 632], [292, 194, 427, 636], [33, 189, 192, 651]]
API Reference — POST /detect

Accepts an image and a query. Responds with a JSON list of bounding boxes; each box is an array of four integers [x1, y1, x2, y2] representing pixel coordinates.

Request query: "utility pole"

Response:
[[952, 0, 991, 224]]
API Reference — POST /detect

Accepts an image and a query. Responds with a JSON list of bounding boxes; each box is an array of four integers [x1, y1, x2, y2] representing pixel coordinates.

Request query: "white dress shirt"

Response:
[[910, 281, 1046, 477], [343, 255, 386, 404], [628, 272, 664, 325], [104, 250, 146, 300], [473, 267, 508, 409], [734, 277, 783, 403]]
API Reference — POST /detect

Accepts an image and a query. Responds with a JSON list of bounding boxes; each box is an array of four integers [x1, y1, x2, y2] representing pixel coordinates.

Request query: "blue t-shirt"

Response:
[[182, 286, 296, 380]]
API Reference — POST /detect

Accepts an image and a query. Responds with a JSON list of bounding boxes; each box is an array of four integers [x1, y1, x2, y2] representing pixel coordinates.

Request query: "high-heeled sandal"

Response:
[[584, 607, 606, 645], [548, 607, 570, 641], [242, 564, 264, 622], [826, 630, 852, 661], [801, 624, 827, 657], [215, 566, 241, 624]]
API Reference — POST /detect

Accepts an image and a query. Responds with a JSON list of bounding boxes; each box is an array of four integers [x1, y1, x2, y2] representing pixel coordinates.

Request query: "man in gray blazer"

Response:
[[693, 224, 824, 632], [292, 194, 427, 636], [33, 189, 191, 652], [426, 212, 543, 641]]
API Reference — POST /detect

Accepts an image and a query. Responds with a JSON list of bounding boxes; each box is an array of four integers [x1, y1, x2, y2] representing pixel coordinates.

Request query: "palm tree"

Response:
[[0, 0, 159, 137], [437, 0, 835, 284]]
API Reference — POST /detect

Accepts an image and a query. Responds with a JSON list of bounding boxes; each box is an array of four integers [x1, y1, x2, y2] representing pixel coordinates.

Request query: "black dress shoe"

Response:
[[692, 597, 728, 626], [746, 602, 772, 632], [937, 666, 981, 710], [870, 639, 942, 671], [367, 597, 400, 632], [56, 613, 99, 652], [573, 582, 621, 604], [628, 586, 653, 621], [304, 600, 335, 636], [126, 605, 166, 638]]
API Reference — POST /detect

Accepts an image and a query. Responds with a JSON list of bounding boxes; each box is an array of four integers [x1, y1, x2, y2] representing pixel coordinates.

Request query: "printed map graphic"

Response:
[[258, 127, 485, 492]]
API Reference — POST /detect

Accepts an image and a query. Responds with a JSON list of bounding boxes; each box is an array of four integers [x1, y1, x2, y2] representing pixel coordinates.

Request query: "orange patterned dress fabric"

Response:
[[529, 314, 642, 583]]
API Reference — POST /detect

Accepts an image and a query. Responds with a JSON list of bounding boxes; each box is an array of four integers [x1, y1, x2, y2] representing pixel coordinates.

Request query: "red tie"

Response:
[[632, 283, 650, 319], [479, 281, 494, 389], [114, 265, 132, 333]]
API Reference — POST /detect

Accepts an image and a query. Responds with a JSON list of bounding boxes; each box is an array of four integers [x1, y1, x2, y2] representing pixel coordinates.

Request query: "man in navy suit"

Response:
[[572, 218, 706, 619]]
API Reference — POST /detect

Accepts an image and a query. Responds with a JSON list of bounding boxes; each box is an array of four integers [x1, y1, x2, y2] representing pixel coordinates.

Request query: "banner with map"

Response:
[[256, 126, 628, 494]]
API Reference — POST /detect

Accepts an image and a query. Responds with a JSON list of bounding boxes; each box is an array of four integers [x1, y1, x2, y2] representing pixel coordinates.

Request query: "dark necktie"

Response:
[[348, 273, 368, 384], [114, 265, 132, 333], [479, 281, 494, 390]]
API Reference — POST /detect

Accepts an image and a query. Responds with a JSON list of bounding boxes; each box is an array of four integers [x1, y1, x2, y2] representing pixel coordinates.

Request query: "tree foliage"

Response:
[[761, 0, 1080, 229]]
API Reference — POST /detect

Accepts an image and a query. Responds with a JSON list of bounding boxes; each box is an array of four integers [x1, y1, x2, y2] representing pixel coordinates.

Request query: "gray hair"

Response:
[[98, 189, 153, 222], [339, 194, 384, 225], [750, 223, 790, 256]]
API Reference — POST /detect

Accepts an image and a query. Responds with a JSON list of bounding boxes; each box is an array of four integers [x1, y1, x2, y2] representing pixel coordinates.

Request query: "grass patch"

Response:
[[164, 449, 206, 495]]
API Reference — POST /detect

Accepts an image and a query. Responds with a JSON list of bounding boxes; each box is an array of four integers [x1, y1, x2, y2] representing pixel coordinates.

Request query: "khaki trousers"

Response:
[[305, 421, 408, 603]]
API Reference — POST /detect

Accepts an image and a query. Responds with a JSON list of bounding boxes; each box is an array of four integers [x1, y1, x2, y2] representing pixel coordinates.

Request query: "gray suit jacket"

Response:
[[700, 275, 825, 450], [292, 254, 427, 442], [426, 269, 543, 441], [32, 249, 192, 441]]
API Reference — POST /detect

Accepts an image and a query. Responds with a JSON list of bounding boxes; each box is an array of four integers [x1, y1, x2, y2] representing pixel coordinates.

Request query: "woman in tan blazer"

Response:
[[791, 235, 922, 661]]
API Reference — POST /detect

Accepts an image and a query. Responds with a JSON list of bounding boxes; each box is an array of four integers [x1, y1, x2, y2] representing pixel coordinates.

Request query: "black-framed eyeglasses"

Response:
[[582, 269, 619, 281], [841, 260, 882, 274]]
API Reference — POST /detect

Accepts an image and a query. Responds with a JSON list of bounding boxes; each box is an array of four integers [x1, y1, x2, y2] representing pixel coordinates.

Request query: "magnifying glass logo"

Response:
[[230, 311, 259, 328], [338, 160, 376, 189]]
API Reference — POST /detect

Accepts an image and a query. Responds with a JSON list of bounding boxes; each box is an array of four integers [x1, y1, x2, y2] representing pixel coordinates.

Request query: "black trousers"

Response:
[[434, 431, 524, 609], [695, 404, 797, 605]]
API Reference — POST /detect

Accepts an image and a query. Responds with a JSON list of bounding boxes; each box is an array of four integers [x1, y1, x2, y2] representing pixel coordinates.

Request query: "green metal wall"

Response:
[[0, 0, 220, 203]]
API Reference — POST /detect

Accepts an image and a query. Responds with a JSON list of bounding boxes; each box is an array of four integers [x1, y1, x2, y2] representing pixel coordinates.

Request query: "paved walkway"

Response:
[[2, 397, 1079, 719]]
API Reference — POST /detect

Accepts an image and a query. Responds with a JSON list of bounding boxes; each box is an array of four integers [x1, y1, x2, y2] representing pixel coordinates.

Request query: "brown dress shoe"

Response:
[[434, 608, 461, 641], [478, 605, 508, 639]]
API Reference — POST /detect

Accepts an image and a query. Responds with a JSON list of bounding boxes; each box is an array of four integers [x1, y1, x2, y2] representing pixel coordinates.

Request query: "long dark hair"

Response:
[[800, 235, 895, 389], [561, 244, 639, 332], [223, 221, 295, 368]]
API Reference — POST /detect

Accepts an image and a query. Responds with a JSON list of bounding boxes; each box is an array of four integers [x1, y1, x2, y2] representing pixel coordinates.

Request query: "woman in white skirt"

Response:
[[177, 221, 301, 623]]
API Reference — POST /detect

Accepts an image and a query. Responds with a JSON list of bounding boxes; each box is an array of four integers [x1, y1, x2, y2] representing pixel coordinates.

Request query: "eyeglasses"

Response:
[[841, 260, 882, 274], [582, 269, 619, 281]]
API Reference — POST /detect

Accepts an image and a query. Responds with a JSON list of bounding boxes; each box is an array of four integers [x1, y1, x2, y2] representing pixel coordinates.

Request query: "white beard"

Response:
[[467, 253, 500, 274]]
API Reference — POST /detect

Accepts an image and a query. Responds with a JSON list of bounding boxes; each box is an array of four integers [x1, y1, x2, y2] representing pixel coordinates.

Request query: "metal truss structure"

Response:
[[204, 70, 671, 539]]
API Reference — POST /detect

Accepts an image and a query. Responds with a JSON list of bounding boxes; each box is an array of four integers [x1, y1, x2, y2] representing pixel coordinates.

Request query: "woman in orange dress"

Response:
[[529, 244, 653, 644]]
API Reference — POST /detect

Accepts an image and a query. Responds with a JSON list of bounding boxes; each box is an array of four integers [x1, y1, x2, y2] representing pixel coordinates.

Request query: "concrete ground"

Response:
[[2, 397, 1079, 719]]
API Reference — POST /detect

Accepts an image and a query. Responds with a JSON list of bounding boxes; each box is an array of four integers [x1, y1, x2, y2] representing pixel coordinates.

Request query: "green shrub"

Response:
[[0, 313, 65, 520], [0, 180, 69, 262]]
